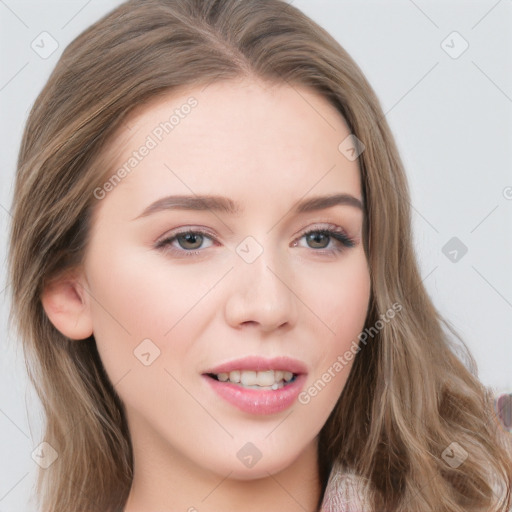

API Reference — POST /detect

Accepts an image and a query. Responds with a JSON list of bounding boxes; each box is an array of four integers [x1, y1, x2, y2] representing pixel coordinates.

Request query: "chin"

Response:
[[203, 446, 304, 481]]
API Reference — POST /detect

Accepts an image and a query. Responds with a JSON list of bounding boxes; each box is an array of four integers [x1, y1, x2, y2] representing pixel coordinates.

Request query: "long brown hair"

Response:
[[9, 1, 512, 511]]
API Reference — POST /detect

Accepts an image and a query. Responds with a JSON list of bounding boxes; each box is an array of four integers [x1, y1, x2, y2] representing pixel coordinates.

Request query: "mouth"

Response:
[[205, 369, 297, 390], [202, 356, 307, 415]]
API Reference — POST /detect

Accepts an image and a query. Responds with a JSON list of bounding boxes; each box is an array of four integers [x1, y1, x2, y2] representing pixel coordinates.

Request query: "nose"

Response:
[[223, 248, 299, 333]]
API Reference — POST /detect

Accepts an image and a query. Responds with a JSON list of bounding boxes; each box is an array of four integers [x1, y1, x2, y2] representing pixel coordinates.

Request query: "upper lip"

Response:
[[203, 356, 308, 375]]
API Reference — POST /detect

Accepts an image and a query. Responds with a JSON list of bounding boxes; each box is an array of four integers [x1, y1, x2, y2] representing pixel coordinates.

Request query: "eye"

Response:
[[155, 228, 216, 257], [293, 225, 356, 253], [155, 224, 356, 258]]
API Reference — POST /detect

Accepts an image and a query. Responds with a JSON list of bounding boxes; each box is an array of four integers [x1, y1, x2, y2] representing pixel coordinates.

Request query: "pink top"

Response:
[[320, 464, 371, 512]]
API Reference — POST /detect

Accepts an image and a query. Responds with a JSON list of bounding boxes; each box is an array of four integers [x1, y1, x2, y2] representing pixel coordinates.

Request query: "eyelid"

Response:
[[155, 225, 217, 245], [294, 222, 355, 244]]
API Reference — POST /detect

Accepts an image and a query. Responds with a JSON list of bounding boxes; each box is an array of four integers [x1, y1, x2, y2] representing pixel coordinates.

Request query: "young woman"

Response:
[[8, 0, 512, 511]]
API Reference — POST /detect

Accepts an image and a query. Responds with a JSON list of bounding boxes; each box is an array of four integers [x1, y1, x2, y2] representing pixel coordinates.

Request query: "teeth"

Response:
[[229, 370, 241, 383], [256, 370, 275, 387], [240, 371, 257, 386], [213, 369, 296, 388]]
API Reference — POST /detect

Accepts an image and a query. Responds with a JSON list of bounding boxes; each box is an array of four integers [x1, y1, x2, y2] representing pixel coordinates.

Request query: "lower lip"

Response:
[[203, 374, 307, 415]]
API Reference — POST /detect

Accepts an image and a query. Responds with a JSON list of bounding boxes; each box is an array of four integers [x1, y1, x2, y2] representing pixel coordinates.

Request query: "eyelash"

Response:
[[155, 224, 356, 258]]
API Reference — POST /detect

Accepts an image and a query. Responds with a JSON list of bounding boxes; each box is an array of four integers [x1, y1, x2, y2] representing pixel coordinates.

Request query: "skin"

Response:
[[42, 78, 371, 512]]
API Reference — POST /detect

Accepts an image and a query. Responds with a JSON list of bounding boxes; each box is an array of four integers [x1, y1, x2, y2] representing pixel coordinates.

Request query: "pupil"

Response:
[[308, 232, 329, 249], [178, 233, 203, 250]]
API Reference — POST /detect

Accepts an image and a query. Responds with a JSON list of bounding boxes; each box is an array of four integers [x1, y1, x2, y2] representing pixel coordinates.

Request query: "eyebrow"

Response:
[[135, 193, 363, 219]]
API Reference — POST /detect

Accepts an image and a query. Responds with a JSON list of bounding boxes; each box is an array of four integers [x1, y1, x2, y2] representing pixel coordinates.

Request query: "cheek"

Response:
[[329, 265, 371, 344], [297, 251, 370, 406], [84, 243, 222, 376], [301, 250, 370, 342]]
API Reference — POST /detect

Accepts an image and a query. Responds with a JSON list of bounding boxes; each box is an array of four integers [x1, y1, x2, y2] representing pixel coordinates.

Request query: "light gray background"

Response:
[[1, 1, 511, 510]]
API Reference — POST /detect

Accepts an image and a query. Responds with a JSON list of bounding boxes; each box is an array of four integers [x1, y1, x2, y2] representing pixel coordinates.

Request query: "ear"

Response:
[[41, 272, 93, 340]]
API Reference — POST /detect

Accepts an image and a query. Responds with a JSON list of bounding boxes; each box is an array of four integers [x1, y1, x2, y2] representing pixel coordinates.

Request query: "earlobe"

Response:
[[41, 275, 93, 340]]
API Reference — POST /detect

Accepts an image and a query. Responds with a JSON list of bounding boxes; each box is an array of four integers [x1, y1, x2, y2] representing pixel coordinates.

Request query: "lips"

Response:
[[202, 356, 308, 415], [203, 355, 307, 375]]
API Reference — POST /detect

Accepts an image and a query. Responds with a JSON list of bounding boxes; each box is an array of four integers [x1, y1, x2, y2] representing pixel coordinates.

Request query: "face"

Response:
[[81, 78, 371, 480]]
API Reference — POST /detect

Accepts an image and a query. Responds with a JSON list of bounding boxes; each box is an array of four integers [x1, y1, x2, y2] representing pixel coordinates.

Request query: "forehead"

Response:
[[95, 78, 362, 215]]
